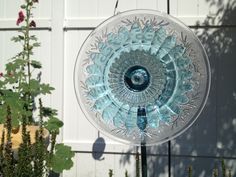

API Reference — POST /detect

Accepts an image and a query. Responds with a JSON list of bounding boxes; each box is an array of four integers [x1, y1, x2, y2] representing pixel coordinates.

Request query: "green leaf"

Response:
[[31, 60, 42, 69], [20, 4, 26, 9], [42, 107, 57, 117], [12, 116, 20, 127], [30, 35, 38, 41], [21, 79, 50, 97], [0, 80, 6, 88], [51, 144, 75, 173], [29, 79, 41, 96], [40, 83, 54, 95], [45, 117, 63, 133], [33, 42, 41, 47], [0, 90, 24, 126], [21, 26, 27, 30], [11, 35, 24, 42], [0, 107, 6, 124], [5, 59, 25, 72]]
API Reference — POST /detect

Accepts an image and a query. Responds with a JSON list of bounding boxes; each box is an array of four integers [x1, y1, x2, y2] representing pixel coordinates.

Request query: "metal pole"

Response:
[[167, 1, 171, 176], [167, 0, 170, 14], [168, 141, 171, 177], [141, 143, 147, 177]]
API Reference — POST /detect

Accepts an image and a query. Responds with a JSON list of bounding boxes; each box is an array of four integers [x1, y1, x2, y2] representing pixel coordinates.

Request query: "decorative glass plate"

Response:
[[74, 9, 211, 146]]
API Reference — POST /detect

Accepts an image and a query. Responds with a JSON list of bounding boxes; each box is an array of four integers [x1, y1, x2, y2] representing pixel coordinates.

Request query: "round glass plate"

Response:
[[74, 9, 211, 146]]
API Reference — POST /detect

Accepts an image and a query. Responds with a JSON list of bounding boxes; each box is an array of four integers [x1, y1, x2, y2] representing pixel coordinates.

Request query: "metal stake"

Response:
[[168, 140, 171, 177], [141, 143, 147, 177]]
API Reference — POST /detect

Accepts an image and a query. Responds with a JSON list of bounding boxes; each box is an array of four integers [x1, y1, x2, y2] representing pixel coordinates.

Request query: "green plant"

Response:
[[185, 159, 233, 177], [188, 166, 192, 177], [0, 0, 74, 176], [221, 159, 226, 177], [213, 165, 219, 177], [228, 169, 232, 177], [107, 169, 131, 177], [125, 169, 129, 177], [109, 169, 114, 177]]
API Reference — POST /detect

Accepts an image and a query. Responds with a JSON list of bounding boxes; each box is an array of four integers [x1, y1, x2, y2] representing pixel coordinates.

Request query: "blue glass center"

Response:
[[124, 66, 150, 92]]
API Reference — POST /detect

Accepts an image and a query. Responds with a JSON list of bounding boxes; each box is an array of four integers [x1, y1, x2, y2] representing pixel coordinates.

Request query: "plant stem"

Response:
[[3, 106, 14, 177], [213, 168, 218, 177], [221, 159, 226, 177], [0, 130, 5, 173], [228, 169, 232, 177], [108, 169, 114, 177], [39, 98, 43, 135], [26, 1, 31, 84], [188, 166, 192, 177], [46, 132, 57, 174], [125, 170, 129, 177], [24, 0, 33, 123]]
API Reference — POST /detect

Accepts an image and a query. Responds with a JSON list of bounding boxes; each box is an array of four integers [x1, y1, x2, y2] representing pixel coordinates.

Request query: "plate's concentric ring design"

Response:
[[74, 10, 211, 145]]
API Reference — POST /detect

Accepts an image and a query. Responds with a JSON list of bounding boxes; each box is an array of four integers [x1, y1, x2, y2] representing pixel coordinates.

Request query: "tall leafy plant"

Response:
[[0, 0, 74, 176]]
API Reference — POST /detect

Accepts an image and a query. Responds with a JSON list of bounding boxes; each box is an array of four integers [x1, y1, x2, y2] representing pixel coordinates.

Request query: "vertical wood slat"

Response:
[[64, 30, 97, 143], [66, 0, 98, 18], [170, 0, 202, 26], [171, 0, 218, 16], [50, 0, 64, 142], [65, 0, 167, 18], [63, 152, 138, 177], [136, 0, 157, 9], [0, 31, 21, 63], [0, 0, 5, 18], [216, 27, 236, 156], [0, 0, 51, 19], [157, 0, 168, 13], [63, 154, 78, 177], [110, 0, 137, 13], [3, 0, 21, 18], [170, 0, 200, 16], [97, 0, 117, 16], [169, 0, 236, 26], [77, 153, 96, 177]]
